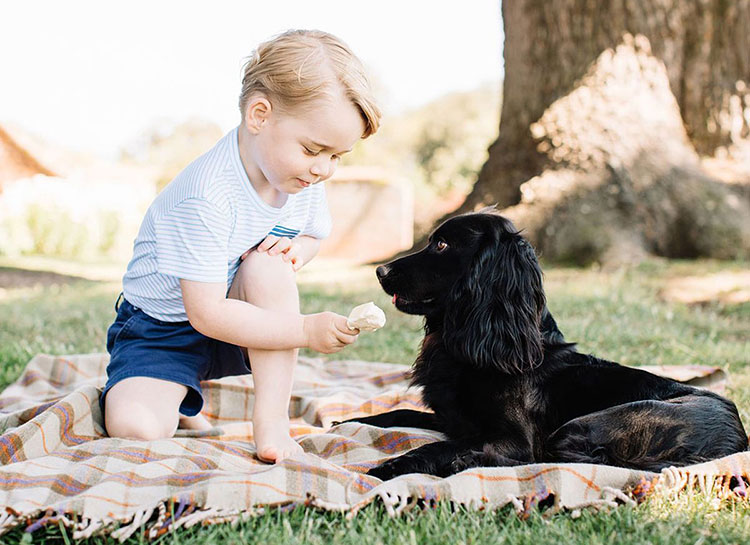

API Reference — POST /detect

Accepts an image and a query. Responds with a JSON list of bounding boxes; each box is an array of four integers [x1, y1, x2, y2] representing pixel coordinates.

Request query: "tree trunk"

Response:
[[443, 0, 750, 265]]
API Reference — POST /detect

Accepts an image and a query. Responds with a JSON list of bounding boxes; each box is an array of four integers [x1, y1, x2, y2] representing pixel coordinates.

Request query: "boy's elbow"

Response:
[[184, 305, 214, 336], [183, 297, 222, 337], [187, 313, 209, 336], [180, 279, 225, 336]]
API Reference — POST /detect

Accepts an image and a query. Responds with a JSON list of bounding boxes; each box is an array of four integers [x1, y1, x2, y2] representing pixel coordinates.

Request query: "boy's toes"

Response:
[[277, 443, 304, 462], [257, 441, 303, 463], [257, 446, 280, 463]]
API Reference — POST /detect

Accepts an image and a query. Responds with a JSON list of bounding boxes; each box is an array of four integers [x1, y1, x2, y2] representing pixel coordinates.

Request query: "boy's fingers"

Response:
[[268, 238, 293, 256], [282, 243, 300, 262], [257, 235, 279, 252], [334, 315, 359, 336], [334, 331, 359, 345]]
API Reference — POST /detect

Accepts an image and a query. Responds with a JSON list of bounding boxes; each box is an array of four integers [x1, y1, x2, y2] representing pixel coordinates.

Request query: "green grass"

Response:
[[0, 258, 748, 544], [6, 497, 750, 545]]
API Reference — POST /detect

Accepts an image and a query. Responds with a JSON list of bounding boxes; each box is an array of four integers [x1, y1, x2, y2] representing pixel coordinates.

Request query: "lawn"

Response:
[[0, 256, 748, 544]]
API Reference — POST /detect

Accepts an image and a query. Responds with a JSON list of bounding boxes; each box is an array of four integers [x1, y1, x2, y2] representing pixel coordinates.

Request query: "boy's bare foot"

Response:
[[178, 413, 213, 431], [253, 417, 304, 463]]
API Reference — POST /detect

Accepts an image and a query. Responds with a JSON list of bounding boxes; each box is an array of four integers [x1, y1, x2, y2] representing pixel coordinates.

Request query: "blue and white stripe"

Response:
[[122, 126, 331, 322], [269, 225, 301, 238]]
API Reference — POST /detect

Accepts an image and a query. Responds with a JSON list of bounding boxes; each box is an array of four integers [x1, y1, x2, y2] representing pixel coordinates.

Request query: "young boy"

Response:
[[102, 29, 382, 463]]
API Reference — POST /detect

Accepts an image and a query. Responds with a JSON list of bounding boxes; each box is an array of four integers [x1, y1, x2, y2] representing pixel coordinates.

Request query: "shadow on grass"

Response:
[[0, 266, 101, 289]]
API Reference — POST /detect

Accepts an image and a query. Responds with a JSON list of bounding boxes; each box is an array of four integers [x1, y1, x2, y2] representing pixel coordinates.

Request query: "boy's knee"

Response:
[[240, 251, 296, 282], [105, 404, 177, 440], [103, 377, 185, 440], [232, 251, 298, 303]]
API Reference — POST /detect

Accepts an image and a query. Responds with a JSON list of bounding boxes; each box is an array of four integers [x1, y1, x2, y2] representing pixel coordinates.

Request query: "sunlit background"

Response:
[[0, 0, 504, 265], [1, 0, 503, 157]]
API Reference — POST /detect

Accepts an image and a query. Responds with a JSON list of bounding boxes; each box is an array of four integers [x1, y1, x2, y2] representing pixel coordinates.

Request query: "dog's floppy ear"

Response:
[[443, 230, 545, 373]]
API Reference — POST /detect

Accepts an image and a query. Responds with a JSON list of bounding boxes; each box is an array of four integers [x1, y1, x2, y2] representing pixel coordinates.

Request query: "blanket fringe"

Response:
[[109, 500, 249, 542], [110, 505, 155, 542], [2, 466, 749, 541], [0, 500, 274, 542], [73, 518, 107, 540], [506, 493, 525, 513], [305, 493, 351, 512], [658, 466, 750, 501], [601, 486, 637, 507], [353, 478, 639, 522], [174, 507, 237, 530], [346, 495, 377, 519], [0, 512, 16, 531], [375, 488, 419, 517]]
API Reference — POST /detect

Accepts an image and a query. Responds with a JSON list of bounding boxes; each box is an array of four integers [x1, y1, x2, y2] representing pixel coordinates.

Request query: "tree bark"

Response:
[[442, 0, 750, 265]]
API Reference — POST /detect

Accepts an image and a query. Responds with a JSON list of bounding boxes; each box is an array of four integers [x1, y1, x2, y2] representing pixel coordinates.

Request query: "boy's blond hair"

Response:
[[239, 29, 381, 138]]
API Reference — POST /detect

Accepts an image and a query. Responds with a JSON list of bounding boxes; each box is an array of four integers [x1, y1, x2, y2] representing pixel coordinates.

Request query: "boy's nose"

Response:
[[310, 159, 331, 178]]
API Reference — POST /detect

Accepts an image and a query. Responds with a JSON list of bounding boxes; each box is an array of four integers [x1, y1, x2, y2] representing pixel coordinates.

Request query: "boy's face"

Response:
[[243, 91, 365, 196]]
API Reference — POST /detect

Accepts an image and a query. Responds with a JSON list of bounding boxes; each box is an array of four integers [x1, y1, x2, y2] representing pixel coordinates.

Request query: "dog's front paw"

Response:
[[330, 416, 369, 427], [367, 463, 400, 481], [331, 414, 381, 428], [450, 450, 484, 474], [367, 456, 415, 481]]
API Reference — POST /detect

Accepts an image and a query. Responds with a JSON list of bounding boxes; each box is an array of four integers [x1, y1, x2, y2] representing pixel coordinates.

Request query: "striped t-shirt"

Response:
[[122, 126, 331, 322]]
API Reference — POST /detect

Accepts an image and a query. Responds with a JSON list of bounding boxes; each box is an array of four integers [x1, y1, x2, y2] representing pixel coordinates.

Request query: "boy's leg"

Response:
[[227, 250, 303, 463], [179, 413, 213, 431], [104, 376, 188, 440]]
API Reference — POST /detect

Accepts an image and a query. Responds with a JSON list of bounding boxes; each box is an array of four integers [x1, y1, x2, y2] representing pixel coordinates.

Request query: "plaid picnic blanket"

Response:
[[0, 353, 748, 541]]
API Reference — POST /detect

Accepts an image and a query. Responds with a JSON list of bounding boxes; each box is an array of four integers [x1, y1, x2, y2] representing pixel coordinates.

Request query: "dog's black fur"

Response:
[[344, 212, 748, 480]]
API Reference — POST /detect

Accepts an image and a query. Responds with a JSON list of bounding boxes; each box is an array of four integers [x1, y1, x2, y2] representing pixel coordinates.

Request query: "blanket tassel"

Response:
[[73, 518, 107, 540], [658, 466, 750, 503], [111, 505, 155, 542]]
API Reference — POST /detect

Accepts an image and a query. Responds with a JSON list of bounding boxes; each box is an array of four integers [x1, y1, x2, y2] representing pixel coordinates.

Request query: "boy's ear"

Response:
[[244, 96, 272, 134]]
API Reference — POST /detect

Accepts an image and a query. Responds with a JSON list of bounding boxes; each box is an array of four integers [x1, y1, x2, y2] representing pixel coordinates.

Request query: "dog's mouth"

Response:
[[391, 293, 436, 314]]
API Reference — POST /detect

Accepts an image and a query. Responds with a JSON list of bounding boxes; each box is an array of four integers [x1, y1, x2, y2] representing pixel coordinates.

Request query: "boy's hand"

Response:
[[303, 312, 359, 354], [241, 235, 304, 271]]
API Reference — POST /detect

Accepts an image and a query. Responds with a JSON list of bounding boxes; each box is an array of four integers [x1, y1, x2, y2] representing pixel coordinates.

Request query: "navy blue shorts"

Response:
[[101, 296, 250, 417]]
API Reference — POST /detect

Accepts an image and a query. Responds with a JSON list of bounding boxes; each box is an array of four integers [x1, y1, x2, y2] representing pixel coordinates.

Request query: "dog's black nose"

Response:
[[376, 265, 390, 280]]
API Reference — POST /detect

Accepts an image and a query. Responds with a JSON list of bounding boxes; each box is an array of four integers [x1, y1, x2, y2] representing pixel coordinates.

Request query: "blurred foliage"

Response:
[[26, 204, 88, 257], [118, 85, 501, 203], [3, 208, 121, 260], [1, 206, 114, 259], [0, 87, 502, 261], [344, 82, 501, 198], [0, 176, 150, 260], [120, 118, 224, 191]]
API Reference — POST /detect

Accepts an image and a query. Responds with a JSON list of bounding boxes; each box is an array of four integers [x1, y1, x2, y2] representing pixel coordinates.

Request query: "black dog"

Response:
[[345, 212, 748, 480]]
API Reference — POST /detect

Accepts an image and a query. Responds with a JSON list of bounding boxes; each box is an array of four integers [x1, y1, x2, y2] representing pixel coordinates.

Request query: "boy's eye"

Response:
[[303, 146, 320, 156]]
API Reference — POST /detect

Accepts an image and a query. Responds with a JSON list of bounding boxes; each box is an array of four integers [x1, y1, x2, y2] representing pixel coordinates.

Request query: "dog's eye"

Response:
[[435, 239, 449, 252]]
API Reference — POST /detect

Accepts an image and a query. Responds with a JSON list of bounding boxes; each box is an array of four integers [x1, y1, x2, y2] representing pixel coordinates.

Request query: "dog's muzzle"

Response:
[[376, 265, 390, 281]]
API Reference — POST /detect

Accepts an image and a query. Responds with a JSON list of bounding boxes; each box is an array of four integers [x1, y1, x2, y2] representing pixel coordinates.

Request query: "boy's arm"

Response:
[[180, 279, 354, 353], [182, 279, 304, 349]]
